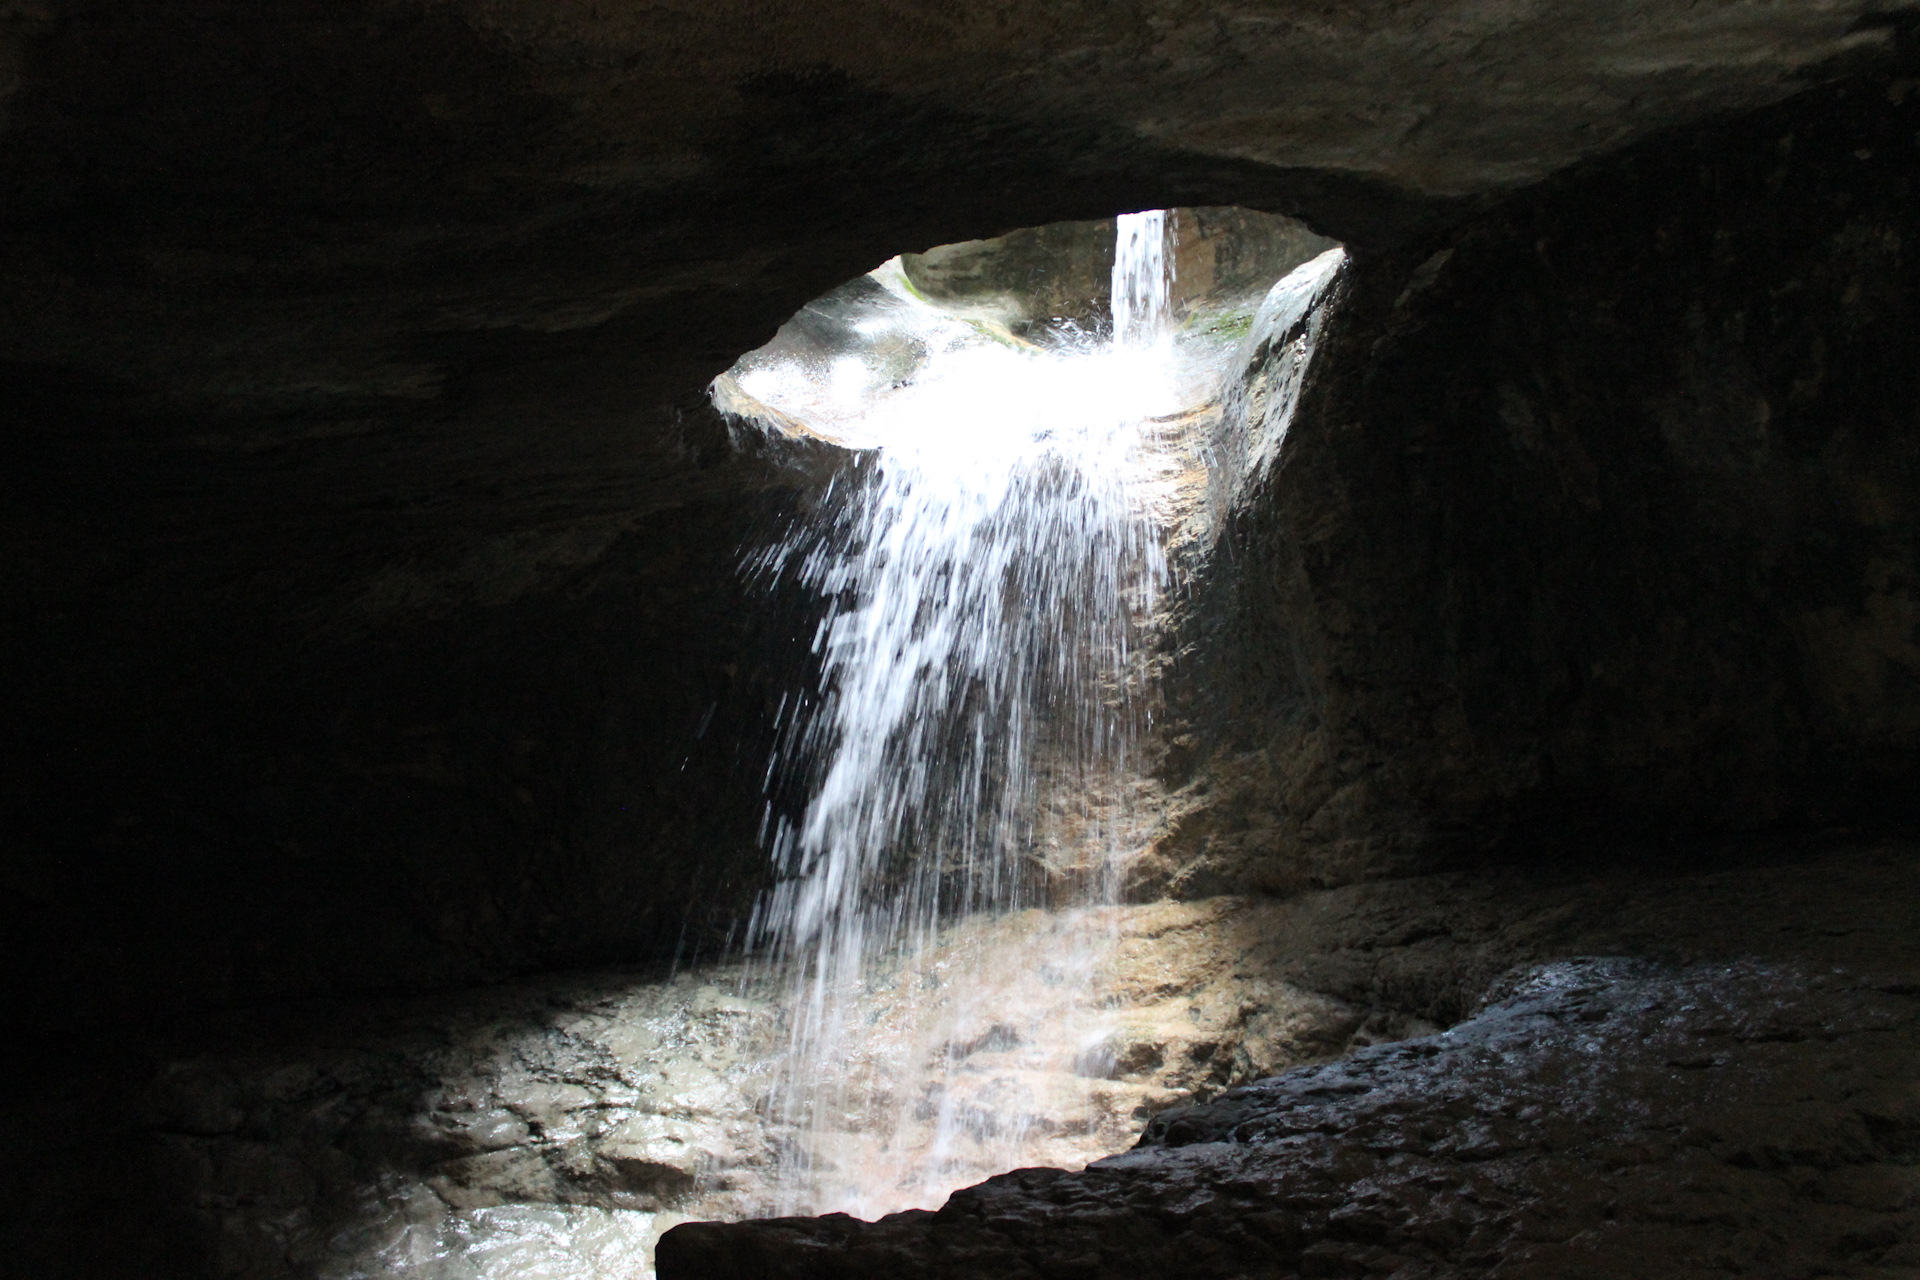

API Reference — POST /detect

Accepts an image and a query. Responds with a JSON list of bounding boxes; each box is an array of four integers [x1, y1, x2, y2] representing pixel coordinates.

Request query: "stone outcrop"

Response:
[[6, 899, 1412, 1278], [12, 840, 1917, 1278]]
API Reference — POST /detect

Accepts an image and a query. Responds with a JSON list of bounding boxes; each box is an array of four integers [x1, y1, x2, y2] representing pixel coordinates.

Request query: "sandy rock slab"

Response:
[[658, 957, 1920, 1279]]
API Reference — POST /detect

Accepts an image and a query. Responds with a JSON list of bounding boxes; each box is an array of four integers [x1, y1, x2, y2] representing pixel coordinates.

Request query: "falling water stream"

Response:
[[735, 209, 1182, 1215]]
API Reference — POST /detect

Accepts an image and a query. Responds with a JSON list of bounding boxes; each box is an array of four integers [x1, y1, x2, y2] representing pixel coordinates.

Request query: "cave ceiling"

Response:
[[0, 0, 1909, 451]]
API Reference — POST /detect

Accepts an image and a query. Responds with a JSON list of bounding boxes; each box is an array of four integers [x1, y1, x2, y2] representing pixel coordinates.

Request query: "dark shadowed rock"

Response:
[[1142, 73, 1920, 896]]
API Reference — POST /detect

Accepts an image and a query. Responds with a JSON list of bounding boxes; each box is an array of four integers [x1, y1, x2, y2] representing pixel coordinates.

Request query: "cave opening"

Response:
[[702, 209, 1348, 1221]]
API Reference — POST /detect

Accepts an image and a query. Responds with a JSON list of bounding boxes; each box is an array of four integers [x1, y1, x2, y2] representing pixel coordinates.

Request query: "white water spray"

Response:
[[736, 288, 1169, 1212]]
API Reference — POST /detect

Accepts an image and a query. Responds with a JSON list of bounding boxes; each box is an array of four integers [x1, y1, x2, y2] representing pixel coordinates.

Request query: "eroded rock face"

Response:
[[666, 961, 1920, 1279], [1143, 74, 1920, 894], [5, 841, 1908, 1278]]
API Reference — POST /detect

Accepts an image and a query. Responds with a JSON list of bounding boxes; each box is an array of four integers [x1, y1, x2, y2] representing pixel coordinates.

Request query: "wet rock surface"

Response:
[[3, 899, 1381, 1279], [11, 841, 1914, 1277], [134, 975, 779, 1278], [659, 842, 1920, 1280]]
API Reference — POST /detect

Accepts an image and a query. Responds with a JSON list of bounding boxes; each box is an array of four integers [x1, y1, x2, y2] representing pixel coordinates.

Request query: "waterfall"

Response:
[[737, 263, 1171, 1213], [1111, 210, 1176, 348], [718, 211, 1340, 1219]]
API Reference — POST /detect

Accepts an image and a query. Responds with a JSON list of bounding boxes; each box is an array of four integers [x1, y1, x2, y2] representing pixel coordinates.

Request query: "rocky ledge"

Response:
[[660, 845, 1920, 1279]]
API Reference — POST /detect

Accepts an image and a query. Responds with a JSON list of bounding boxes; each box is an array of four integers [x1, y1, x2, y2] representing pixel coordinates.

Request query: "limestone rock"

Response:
[[598, 1115, 721, 1197]]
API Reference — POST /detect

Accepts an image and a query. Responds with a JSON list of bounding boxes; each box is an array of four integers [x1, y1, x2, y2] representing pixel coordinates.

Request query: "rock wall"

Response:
[[1146, 75, 1920, 895], [666, 926, 1920, 1279], [0, 450, 826, 1032], [25, 834, 1920, 1280], [4, 896, 1420, 1280]]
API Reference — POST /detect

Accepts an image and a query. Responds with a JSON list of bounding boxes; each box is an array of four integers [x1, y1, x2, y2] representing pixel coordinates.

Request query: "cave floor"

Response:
[[7, 836, 1919, 1279], [669, 836, 1920, 1279]]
